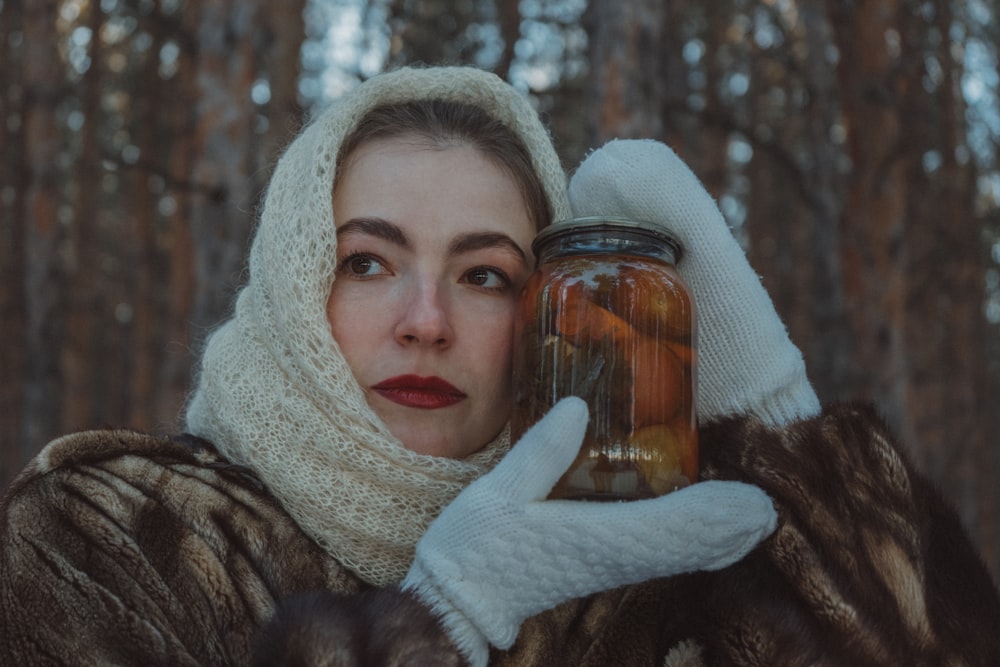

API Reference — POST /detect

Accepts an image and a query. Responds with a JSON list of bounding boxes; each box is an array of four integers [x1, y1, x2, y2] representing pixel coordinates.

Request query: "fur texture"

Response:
[[688, 401, 1000, 665], [0, 430, 351, 665], [2, 404, 998, 665], [254, 589, 463, 667]]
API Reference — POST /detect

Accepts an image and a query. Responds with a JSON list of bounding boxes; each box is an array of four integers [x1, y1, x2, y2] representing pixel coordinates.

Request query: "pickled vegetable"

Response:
[[512, 247, 697, 501]]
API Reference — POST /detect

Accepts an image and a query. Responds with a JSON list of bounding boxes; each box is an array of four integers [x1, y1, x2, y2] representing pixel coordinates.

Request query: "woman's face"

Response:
[[327, 136, 536, 458]]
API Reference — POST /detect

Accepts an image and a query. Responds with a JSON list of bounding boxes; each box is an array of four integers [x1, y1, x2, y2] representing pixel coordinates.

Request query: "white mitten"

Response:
[[569, 139, 820, 425], [403, 398, 777, 667]]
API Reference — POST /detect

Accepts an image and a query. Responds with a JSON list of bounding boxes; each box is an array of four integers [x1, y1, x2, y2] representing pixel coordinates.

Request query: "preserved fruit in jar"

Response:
[[512, 217, 698, 500]]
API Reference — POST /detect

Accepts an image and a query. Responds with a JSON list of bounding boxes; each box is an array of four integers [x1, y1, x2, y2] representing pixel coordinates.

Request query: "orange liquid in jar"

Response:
[[513, 245, 697, 500]]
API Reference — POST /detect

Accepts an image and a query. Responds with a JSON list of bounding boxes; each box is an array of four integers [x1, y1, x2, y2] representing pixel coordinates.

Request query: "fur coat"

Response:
[[2, 403, 999, 665]]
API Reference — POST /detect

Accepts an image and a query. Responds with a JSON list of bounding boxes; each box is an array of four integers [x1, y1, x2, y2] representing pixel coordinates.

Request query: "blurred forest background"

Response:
[[2, 0, 1000, 577]]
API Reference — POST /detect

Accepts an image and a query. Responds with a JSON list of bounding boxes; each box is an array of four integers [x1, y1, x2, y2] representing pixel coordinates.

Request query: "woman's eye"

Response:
[[464, 267, 510, 291], [339, 253, 386, 277]]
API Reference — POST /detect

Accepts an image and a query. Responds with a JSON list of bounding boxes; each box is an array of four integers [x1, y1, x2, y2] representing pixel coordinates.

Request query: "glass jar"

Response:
[[512, 217, 698, 500]]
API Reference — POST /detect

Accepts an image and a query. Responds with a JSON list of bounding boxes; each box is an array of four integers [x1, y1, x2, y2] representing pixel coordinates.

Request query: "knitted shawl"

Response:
[[184, 66, 571, 586]]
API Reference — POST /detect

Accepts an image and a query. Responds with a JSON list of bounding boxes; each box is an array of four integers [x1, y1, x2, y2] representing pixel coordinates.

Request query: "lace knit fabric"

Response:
[[184, 66, 571, 586]]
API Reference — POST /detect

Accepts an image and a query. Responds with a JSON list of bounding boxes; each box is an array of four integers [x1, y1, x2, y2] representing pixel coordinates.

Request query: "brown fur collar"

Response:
[[252, 403, 1000, 666], [685, 402, 1000, 665], [3, 404, 997, 666]]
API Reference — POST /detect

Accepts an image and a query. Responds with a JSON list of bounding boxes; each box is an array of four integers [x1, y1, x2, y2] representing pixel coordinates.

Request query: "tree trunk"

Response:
[[743, 0, 851, 403], [828, 0, 910, 421], [495, 0, 520, 80], [900, 0, 995, 571], [61, 2, 105, 435], [0, 0, 29, 482], [579, 0, 668, 143], [160, 0, 307, 433], [15, 0, 69, 476], [829, 0, 996, 576], [1, 0, 307, 488]]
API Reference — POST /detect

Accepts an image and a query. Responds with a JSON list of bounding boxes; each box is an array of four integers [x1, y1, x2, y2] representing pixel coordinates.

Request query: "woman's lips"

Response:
[[372, 375, 467, 409]]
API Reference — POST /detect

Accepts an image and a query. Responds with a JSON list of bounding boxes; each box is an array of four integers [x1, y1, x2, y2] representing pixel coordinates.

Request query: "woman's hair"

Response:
[[335, 99, 552, 231]]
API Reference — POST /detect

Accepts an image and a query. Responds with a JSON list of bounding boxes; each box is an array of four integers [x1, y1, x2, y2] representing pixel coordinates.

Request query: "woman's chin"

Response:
[[388, 417, 499, 459]]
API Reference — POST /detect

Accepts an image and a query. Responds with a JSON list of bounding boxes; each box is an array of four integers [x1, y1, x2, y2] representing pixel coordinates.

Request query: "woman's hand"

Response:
[[569, 139, 820, 426], [403, 398, 777, 667]]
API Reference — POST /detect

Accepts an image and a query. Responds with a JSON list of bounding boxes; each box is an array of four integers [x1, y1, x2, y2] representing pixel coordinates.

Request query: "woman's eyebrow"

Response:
[[449, 232, 527, 261], [336, 217, 409, 247]]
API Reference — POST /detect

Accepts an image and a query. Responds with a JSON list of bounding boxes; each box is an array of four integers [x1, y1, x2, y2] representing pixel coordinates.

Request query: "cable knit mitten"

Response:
[[403, 398, 777, 667], [569, 139, 819, 426]]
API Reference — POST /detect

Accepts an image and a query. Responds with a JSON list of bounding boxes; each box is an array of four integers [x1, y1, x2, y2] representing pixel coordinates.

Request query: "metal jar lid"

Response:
[[531, 216, 684, 261]]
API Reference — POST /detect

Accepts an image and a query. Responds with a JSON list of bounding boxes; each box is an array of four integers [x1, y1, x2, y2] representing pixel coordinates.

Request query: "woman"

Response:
[[1, 66, 997, 666]]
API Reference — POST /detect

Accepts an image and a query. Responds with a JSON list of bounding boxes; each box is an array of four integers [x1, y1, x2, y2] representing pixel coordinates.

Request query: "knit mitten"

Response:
[[403, 398, 777, 667], [569, 139, 820, 426]]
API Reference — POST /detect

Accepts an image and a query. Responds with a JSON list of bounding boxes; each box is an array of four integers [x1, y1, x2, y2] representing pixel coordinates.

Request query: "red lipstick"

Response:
[[372, 375, 467, 409]]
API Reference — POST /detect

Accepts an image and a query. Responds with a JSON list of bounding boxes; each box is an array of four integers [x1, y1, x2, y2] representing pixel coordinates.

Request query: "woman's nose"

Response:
[[394, 279, 454, 348]]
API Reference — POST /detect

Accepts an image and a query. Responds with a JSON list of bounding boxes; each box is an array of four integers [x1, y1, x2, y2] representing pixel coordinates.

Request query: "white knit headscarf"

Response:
[[185, 67, 571, 587]]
